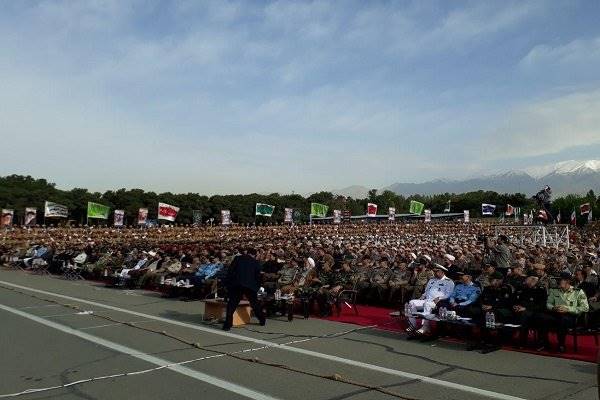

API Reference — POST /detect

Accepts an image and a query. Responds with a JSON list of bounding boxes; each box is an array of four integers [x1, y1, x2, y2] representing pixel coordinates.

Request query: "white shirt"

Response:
[[423, 276, 455, 301]]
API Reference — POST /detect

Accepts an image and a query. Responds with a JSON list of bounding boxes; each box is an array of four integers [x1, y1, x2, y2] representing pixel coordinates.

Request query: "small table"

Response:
[[259, 295, 295, 321], [202, 299, 252, 326], [159, 282, 195, 299]]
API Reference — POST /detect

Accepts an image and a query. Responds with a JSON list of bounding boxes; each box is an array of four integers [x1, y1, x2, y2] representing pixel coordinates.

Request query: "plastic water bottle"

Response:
[[160, 275, 165, 285], [404, 303, 410, 316], [489, 312, 496, 328], [275, 289, 281, 301], [485, 311, 491, 328], [440, 307, 447, 320]]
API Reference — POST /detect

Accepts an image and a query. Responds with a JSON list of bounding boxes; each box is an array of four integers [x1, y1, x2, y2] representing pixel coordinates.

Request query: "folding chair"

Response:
[[568, 312, 599, 353], [30, 258, 51, 276], [335, 285, 359, 317], [61, 262, 85, 280], [6, 256, 26, 271]]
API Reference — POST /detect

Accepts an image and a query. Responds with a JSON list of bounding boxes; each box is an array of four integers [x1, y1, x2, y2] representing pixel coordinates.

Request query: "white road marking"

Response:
[[0, 280, 527, 400], [18, 304, 62, 310], [0, 303, 281, 400]]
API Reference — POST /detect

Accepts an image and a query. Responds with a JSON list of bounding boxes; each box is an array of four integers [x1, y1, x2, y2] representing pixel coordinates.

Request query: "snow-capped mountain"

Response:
[[333, 160, 600, 198], [525, 160, 600, 179]]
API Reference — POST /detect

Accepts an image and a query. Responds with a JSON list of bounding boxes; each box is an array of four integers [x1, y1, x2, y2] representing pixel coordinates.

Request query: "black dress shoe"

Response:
[[222, 325, 232, 331], [259, 318, 266, 326], [466, 342, 480, 351], [536, 344, 550, 352], [481, 344, 501, 354]]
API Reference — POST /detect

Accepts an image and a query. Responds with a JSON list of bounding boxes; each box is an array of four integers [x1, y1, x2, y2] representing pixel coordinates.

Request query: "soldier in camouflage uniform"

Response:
[[408, 259, 434, 300], [353, 259, 374, 303], [314, 260, 339, 316], [388, 262, 412, 303], [277, 259, 299, 294], [369, 260, 392, 304]]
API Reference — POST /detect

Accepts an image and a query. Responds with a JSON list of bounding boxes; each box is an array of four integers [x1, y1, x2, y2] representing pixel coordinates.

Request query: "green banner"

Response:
[[255, 203, 275, 217], [310, 202, 329, 217], [87, 202, 110, 219], [409, 200, 424, 215]]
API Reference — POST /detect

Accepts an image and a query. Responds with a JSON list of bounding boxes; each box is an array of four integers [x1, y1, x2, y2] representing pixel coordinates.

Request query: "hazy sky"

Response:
[[2, 1, 600, 194]]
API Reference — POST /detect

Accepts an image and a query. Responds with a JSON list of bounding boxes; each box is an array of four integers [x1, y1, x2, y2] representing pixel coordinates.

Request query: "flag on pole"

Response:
[[556, 210, 561, 224], [589, 209, 594, 223], [424, 209, 432, 223], [310, 203, 328, 217], [114, 210, 125, 226], [481, 204, 496, 216], [284, 208, 293, 223], [44, 201, 68, 218], [463, 210, 470, 223], [1, 209, 14, 227], [367, 203, 378, 217], [333, 210, 342, 224], [221, 210, 231, 225], [538, 209, 548, 222], [255, 203, 275, 217], [87, 202, 110, 219], [137, 208, 148, 225], [158, 202, 179, 222], [580, 203, 591, 215], [24, 208, 37, 226], [388, 207, 396, 221], [443, 200, 451, 213], [409, 200, 424, 215], [570, 209, 577, 225], [505, 204, 514, 216]]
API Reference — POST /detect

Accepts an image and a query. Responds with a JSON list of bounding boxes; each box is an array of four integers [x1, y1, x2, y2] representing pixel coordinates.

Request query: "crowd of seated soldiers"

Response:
[[1, 222, 599, 353]]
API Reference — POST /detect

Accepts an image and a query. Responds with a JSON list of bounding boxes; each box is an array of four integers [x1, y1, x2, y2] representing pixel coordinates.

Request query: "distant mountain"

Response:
[[384, 160, 600, 196], [332, 160, 600, 198]]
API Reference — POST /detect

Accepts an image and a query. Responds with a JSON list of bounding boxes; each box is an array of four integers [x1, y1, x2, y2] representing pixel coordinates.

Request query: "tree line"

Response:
[[0, 175, 597, 225]]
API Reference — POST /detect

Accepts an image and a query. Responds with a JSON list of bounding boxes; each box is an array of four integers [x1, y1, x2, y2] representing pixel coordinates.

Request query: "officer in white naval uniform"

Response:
[[407, 264, 455, 335]]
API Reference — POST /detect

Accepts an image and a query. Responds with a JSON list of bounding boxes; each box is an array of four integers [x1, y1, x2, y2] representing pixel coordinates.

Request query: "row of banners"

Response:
[[1, 200, 435, 227], [1, 199, 594, 227]]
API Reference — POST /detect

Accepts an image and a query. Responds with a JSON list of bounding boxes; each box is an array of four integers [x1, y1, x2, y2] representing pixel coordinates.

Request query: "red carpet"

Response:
[[321, 305, 598, 363]]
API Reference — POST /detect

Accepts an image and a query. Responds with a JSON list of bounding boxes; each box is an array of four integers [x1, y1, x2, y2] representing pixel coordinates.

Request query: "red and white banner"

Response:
[[367, 203, 377, 217], [505, 204, 514, 216], [580, 203, 591, 215], [570, 210, 577, 225], [158, 202, 179, 222], [463, 210, 470, 223], [424, 209, 432, 223]]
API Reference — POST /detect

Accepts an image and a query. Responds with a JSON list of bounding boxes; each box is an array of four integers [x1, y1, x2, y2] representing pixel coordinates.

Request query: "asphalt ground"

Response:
[[0, 268, 597, 400]]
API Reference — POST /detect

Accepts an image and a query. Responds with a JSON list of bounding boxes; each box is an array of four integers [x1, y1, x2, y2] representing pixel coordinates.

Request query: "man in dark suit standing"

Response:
[[223, 248, 266, 331]]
